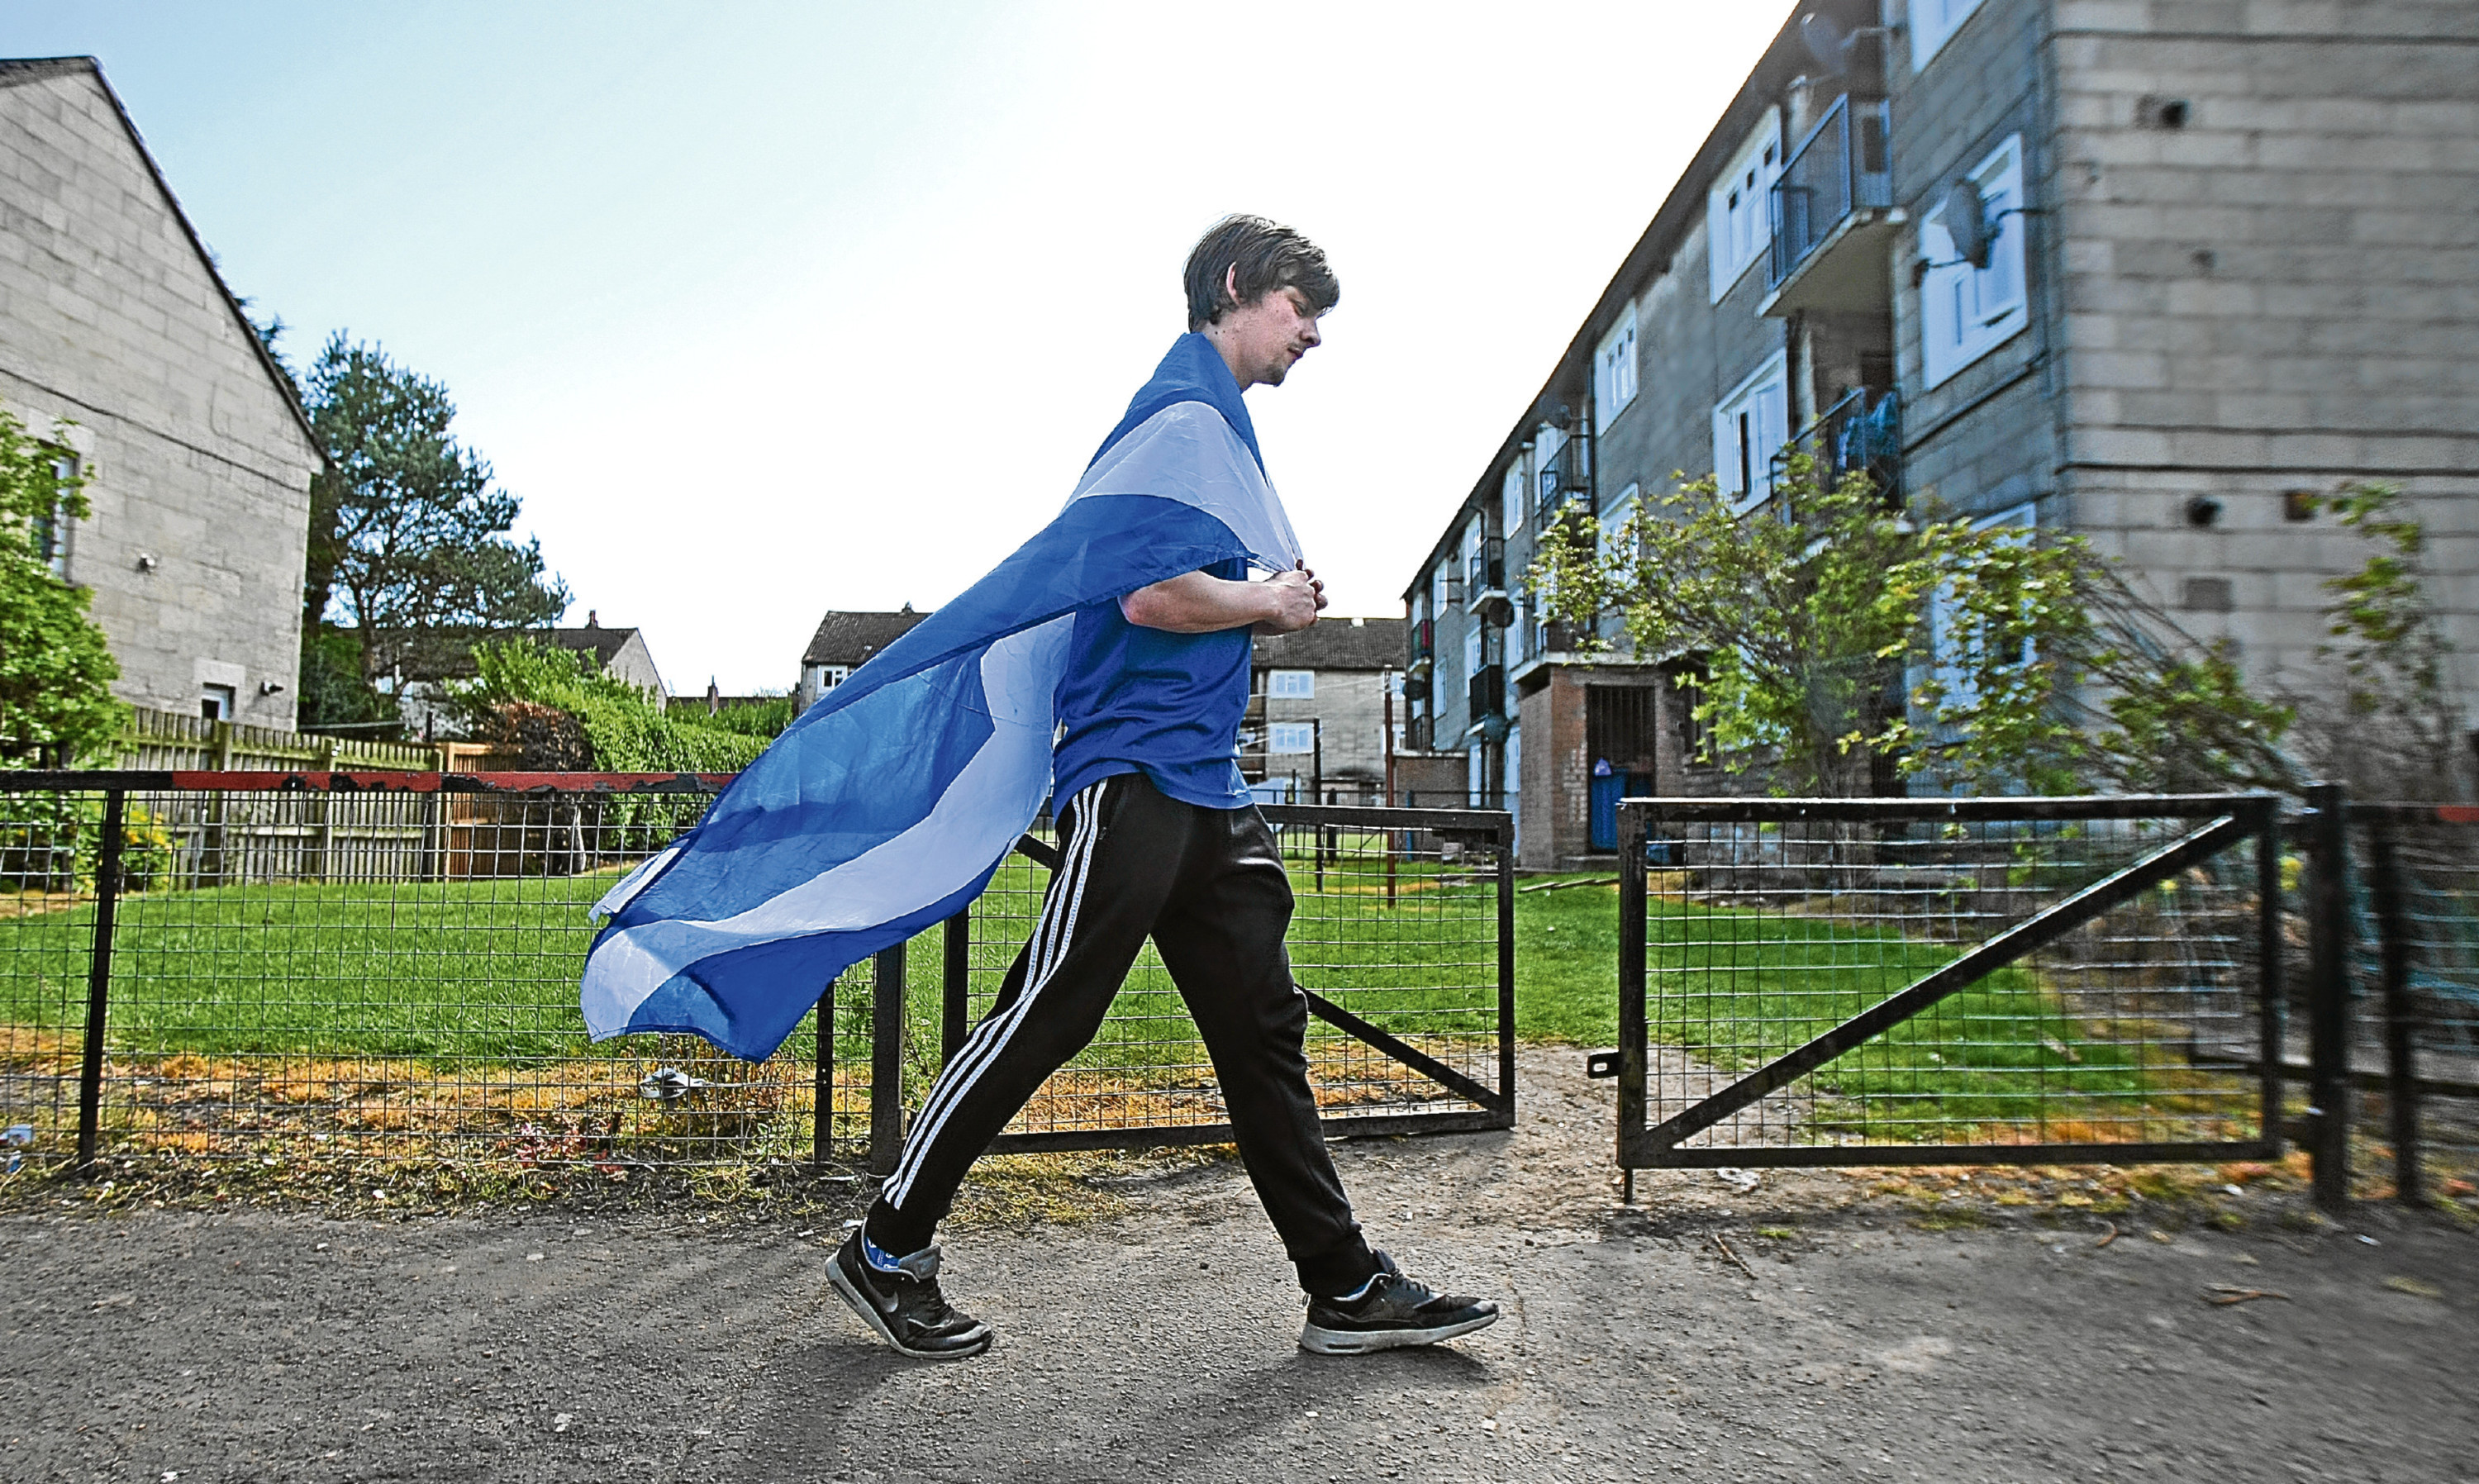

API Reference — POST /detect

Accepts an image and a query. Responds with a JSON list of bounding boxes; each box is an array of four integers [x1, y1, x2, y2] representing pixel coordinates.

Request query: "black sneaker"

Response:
[[828, 1229, 993, 1360], [1300, 1251, 1499, 1355]]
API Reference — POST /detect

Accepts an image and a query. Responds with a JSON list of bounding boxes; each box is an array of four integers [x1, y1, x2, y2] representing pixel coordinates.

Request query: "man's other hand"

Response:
[[1255, 568, 1325, 635], [1122, 565, 1326, 635]]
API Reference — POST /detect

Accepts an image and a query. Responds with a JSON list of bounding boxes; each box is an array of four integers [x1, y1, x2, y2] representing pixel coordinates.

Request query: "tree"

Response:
[[302, 335, 569, 687], [2291, 483, 2461, 800], [1530, 456, 2294, 796], [0, 410, 125, 763]]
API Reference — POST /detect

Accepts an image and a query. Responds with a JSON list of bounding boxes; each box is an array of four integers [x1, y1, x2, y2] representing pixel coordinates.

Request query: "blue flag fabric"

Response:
[[579, 335, 1302, 1060]]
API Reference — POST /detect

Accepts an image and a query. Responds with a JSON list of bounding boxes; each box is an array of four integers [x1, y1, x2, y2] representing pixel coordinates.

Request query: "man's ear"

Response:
[[1221, 263, 1242, 319]]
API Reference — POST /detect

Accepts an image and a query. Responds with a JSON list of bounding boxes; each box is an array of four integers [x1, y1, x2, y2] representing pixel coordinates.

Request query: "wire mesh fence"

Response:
[[1615, 796, 2284, 1170], [2345, 805, 2479, 1200], [938, 804, 1514, 1154], [0, 775, 1511, 1185], [0, 776, 860, 1181]]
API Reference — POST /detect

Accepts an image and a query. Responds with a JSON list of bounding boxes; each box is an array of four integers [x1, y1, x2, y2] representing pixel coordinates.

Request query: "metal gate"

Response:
[[913, 802, 1515, 1158], [1610, 795, 2284, 1174]]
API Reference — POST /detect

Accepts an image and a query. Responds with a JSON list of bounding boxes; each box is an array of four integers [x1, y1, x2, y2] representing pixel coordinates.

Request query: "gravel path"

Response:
[[5, 1053, 2473, 1482]]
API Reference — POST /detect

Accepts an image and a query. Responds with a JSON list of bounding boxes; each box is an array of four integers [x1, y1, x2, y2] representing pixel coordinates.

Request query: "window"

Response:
[[1595, 305, 1639, 430], [1708, 112, 1783, 302], [1268, 721, 1316, 754], [1267, 669, 1314, 698], [1430, 560, 1449, 616], [199, 684, 236, 721], [1464, 625, 1483, 681], [1502, 463, 1525, 535], [1909, 0, 1986, 70], [1930, 502, 2036, 712], [1385, 672, 1405, 697], [821, 664, 851, 690], [1920, 135, 2029, 389], [1601, 482, 1642, 551], [34, 454, 74, 577], [1712, 351, 1791, 511]]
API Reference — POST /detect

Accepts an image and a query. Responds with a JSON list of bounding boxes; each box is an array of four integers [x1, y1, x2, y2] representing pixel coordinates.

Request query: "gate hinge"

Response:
[[1585, 1049, 1621, 1079]]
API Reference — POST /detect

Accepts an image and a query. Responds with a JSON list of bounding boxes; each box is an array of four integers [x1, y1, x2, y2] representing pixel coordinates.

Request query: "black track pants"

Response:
[[868, 772, 1379, 1297]]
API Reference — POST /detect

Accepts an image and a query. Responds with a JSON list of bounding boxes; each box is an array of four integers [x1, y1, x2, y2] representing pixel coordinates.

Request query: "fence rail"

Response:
[[1608, 789, 2477, 1208], [1612, 795, 2286, 1183], [0, 773, 1510, 1185]]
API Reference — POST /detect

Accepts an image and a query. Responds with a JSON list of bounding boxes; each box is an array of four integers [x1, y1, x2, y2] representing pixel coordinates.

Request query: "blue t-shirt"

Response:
[[1050, 555, 1254, 810]]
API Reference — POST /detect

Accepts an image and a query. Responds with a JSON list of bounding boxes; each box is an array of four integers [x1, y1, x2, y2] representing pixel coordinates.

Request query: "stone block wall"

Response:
[[0, 63, 320, 729], [2047, 0, 2479, 702]]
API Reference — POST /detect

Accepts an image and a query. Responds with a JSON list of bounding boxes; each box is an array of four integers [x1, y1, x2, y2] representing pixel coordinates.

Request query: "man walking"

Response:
[[826, 216, 1499, 1360]]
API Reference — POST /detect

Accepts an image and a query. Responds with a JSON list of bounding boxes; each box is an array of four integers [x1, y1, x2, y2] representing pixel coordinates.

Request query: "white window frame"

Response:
[[1594, 304, 1639, 430], [1267, 668, 1315, 699], [1502, 462, 1525, 535], [1711, 350, 1791, 513], [1920, 134, 2029, 389], [1909, 0, 1986, 70], [1430, 559, 1449, 616], [36, 454, 74, 578], [199, 683, 236, 721], [1929, 501, 2037, 712], [1533, 426, 1568, 511], [1464, 625, 1483, 682], [1268, 721, 1316, 755], [1708, 110, 1783, 302]]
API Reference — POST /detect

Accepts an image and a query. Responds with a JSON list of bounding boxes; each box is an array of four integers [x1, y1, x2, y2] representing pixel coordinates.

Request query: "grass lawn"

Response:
[[0, 849, 2231, 1138]]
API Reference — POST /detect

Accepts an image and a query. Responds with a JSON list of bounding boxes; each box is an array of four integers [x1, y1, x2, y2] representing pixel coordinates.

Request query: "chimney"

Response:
[[706, 678, 720, 714], [585, 610, 599, 629]]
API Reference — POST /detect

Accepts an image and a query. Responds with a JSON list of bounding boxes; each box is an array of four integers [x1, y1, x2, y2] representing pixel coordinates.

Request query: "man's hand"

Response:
[[1254, 567, 1325, 635], [1121, 564, 1326, 635]]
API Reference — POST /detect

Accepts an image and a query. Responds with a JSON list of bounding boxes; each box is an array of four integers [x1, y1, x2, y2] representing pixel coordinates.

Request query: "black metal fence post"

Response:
[[813, 977, 835, 1170], [74, 788, 127, 1174], [1615, 801, 1649, 1201], [2305, 782, 2352, 1211], [868, 943, 908, 1178], [1495, 818, 1516, 1120], [2364, 818, 2422, 1206], [941, 909, 970, 1068], [2253, 797, 2286, 1155]]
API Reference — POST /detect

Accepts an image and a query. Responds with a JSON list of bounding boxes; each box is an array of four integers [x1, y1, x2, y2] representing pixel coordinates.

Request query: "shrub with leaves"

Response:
[[0, 410, 125, 764], [2291, 482, 2460, 799], [1530, 455, 2294, 796]]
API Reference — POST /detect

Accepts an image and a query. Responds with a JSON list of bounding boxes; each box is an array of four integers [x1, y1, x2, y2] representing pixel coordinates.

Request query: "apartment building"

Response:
[[1405, 0, 2479, 868]]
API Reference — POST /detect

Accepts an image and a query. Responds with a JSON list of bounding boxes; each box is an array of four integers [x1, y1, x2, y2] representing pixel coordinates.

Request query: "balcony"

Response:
[[1767, 387, 1901, 500], [1467, 664, 1505, 722], [1467, 535, 1511, 625], [1535, 434, 1591, 511], [1411, 617, 1434, 663], [1761, 94, 1900, 317]]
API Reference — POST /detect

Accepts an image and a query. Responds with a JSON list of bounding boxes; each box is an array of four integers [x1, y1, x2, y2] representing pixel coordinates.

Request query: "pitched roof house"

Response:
[[0, 56, 326, 726], [796, 606, 928, 711]]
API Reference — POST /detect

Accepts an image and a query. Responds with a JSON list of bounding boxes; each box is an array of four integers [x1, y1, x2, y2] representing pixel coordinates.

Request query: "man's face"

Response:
[[1220, 285, 1324, 388]]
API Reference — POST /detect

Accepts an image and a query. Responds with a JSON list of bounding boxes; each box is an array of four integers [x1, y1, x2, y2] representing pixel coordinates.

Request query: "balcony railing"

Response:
[[1768, 93, 1891, 291], [1767, 387, 1901, 501], [1535, 434, 1591, 511], [1467, 535, 1511, 625], [1411, 617, 1434, 662], [1467, 664, 1505, 721]]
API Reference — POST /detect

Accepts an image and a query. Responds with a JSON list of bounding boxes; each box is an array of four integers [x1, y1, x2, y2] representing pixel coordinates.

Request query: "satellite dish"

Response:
[[1799, 12, 1851, 75], [1942, 177, 1995, 269]]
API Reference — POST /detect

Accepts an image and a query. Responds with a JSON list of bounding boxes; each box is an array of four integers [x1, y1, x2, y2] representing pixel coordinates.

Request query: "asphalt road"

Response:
[[5, 1055, 2473, 1483]]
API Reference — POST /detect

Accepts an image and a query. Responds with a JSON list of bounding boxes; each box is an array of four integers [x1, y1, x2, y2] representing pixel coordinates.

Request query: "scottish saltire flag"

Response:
[[579, 334, 1302, 1060]]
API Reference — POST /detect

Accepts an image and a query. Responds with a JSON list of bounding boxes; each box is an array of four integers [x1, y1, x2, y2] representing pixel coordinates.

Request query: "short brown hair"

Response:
[[1183, 216, 1339, 332]]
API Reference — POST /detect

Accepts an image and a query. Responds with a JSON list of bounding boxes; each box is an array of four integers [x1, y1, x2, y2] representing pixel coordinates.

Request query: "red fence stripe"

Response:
[[160, 771, 738, 793]]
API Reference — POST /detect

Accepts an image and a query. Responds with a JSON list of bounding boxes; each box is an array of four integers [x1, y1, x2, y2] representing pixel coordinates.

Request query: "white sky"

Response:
[[8, 2, 1790, 693]]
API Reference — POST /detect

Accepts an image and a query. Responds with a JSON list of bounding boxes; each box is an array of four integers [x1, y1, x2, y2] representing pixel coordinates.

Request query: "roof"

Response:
[[1252, 617, 1408, 672], [381, 625, 644, 681], [1, 57, 323, 460], [1399, 2, 1856, 598], [802, 608, 929, 667]]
